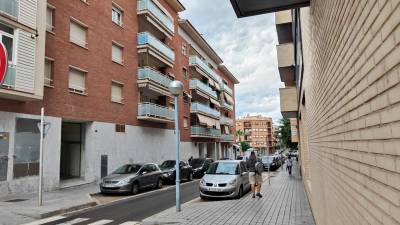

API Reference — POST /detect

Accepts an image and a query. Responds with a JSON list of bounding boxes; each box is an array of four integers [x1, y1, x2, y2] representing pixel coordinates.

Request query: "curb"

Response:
[[34, 201, 97, 219]]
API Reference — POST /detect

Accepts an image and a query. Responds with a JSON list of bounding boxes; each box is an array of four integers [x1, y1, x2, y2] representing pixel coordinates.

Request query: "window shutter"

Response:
[[15, 30, 36, 93], [69, 69, 85, 92], [70, 21, 86, 46], [18, 0, 37, 29], [112, 44, 123, 63], [111, 83, 122, 102]]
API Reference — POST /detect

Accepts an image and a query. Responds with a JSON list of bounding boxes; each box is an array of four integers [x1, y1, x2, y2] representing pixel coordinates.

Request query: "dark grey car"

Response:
[[100, 163, 163, 194]]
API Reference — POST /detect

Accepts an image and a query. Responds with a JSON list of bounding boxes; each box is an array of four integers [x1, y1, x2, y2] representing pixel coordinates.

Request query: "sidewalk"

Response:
[[143, 163, 315, 225], [0, 183, 98, 225]]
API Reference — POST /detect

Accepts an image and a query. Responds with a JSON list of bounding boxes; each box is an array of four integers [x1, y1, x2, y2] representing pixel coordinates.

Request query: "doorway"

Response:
[[60, 122, 84, 180]]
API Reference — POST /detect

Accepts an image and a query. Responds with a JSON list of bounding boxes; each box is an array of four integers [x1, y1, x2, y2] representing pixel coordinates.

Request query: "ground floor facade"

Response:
[[0, 111, 234, 197]]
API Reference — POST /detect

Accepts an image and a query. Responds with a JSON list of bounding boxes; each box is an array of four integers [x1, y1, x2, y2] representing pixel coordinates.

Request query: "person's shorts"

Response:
[[249, 172, 263, 184]]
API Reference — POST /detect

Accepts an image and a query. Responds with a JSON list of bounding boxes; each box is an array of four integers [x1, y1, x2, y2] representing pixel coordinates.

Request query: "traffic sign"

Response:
[[0, 43, 8, 85]]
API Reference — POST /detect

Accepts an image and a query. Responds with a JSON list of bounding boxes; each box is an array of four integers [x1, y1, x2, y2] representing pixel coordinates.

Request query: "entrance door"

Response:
[[60, 123, 83, 180], [0, 132, 9, 181]]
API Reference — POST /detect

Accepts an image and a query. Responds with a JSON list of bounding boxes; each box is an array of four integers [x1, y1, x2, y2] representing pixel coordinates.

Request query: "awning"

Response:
[[197, 114, 215, 127], [208, 79, 215, 87], [224, 93, 234, 105], [214, 81, 221, 90], [195, 90, 210, 99], [210, 98, 221, 107]]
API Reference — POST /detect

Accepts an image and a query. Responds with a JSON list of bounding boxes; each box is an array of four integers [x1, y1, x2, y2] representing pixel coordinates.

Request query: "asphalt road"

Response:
[[41, 180, 200, 225]]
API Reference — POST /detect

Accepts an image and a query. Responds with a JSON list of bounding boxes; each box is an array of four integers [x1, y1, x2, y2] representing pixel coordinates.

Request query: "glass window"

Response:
[[0, 23, 14, 63], [69, 68, 86, 94], [46, 6, 54, 32], [182, 68, 187, 80], [181, 43, 187, 56], [112, 6, 123, 26], [112, 43, 123, 64], [70, 20, 87, 47], [183, 117, 188, 128], [111, 82, 123, 103], [207, 162, 239, 175], [112, 164, 141, 174], [44, 59, 53, 86]]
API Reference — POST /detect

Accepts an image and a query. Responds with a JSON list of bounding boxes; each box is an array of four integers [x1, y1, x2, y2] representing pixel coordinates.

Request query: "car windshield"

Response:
[[112, 164, 141, 174], [190, 159, 205, 168], [160, 161, 176, 169], [206, 162, 239, 175], [262, 157, 273, 163]]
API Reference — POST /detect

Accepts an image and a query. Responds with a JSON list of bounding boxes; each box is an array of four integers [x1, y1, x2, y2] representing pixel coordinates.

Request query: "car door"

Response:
[[179, 161, 187, 179], [149, 164, 159, 186], [240, 162, 250, 189], [138, 165, 152, 188]]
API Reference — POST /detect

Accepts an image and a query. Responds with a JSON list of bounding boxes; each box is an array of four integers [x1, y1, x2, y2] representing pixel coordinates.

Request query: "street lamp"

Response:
[[169, 80, 183, 212]]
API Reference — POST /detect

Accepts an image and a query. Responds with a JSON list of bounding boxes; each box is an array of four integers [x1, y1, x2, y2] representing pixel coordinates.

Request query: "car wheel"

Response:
[[188, 173, 193, 181], [157, 178, 163, 189], [236, 186, 243, 199], [131, 182, 139, 195]]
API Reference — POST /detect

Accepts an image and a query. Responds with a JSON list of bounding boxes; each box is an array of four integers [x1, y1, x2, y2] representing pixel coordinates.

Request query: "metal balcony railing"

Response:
[[138, 102, 174, 121], [189, 56, 221, 83], [190, 102, 220, 118], [137, 0, 174, 33], [220, 116, 234, 126], [138, 67, 173, 88], [220, 83, 233, 96], [220, 100, 234, 111], [189, 79, 217, 99], [137, 32, 175, 62], [191, 126, 221, 138], [1, 66, 16, 88], [221, 134, 235, 142], [0, 0, 18, 18]]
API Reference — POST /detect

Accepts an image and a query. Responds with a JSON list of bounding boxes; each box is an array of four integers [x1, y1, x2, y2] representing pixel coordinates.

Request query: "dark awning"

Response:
[[230, 0, 310, 18]]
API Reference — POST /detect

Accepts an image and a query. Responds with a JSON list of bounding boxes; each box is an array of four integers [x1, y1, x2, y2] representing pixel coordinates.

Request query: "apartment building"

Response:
[[231, 1, 400, 225], [236, 115, 274, 155], [0, 0, 238, 197]]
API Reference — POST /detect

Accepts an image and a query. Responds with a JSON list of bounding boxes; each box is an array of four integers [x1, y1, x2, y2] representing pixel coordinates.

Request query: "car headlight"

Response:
[[117, 178, 131, 185], [228, 179, 237, 185], [200, 179, 206, 185]]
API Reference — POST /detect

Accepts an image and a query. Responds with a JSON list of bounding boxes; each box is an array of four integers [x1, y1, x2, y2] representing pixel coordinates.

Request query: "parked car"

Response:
[[190, 158, 214, 178], [159, 160, 193, 184], [261, 155, 281, 171], [199, 160, 250, 199], [100, 163, 163, 195]]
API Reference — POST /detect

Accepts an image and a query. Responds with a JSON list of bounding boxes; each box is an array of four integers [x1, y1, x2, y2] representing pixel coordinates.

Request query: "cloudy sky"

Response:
[[180, 0, 283, 123]]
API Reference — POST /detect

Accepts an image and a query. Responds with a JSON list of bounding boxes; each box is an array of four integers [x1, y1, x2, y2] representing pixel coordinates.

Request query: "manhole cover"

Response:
[[4, 199, 28, 202]]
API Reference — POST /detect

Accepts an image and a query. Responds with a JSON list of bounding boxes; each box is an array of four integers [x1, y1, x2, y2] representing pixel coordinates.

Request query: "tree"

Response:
[[277, 118, 298, 150], [239, 141, 251, 152], [236, 129, 244, 142]]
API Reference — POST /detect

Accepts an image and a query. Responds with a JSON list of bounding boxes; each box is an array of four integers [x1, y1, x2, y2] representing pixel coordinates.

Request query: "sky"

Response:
[[179, 0, 283, 123]]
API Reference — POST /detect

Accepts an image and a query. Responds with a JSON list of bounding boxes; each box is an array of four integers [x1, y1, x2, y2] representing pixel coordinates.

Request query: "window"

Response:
[[0, 23, 14, 64], [111, 82, 123, 103], [44, 58, 54, 87], [115, 124, 125, 133], [112, 43, 123, 64], [182, 67, 187, 80], [112, 4, 123, 26], [181, 43, 187, 56], [70, 19, 87, 48], [69, 67, 86, 94], [184, 117, 188, 128], [46, 5, 54, 32], [183, 93, 189, 104]]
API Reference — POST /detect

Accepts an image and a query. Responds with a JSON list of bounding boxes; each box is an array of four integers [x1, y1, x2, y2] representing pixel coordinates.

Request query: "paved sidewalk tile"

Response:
[[143, 162, 315, 225]]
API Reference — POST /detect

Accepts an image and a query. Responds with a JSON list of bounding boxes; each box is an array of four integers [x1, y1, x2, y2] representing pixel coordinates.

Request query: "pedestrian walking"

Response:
[[246, 151, 263, 198], [286, 156, 293, 175]]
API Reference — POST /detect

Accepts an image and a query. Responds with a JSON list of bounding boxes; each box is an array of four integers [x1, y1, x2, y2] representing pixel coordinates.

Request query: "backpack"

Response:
[[255, 162, 264, 175]]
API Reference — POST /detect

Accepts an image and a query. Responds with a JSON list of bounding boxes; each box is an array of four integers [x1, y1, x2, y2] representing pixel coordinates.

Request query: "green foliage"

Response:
[[239, 141, 251, 152], [236, 129, 244, 142], [277, 118, 298, 150]]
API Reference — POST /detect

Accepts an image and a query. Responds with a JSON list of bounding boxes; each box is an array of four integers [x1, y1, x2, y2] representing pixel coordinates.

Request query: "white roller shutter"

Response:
[[15, 29, 36, 93], [18, 0, 37, 29]]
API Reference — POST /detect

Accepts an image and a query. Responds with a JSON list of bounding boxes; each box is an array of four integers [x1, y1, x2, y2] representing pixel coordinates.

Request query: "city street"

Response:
[[24, 180, 199, 225]]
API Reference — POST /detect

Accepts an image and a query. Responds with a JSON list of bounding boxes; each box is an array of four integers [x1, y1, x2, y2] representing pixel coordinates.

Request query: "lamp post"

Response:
[[169, 80, 183, 212]]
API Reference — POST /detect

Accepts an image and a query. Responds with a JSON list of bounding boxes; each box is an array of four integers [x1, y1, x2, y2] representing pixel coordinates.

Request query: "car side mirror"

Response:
[[141, 171, 148, 175], [241, 172, 246, 176]]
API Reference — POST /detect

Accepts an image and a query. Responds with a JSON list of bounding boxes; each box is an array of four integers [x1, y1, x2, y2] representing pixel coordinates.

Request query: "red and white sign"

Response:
[[0, 43, 8, 84]]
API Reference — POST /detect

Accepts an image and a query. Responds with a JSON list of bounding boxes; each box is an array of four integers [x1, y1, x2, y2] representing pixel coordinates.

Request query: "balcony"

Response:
[[220, 116, 234, 126], [220, 82, 233, 96], [220, 100, 234, 111], [137, 32, 175, 68], [221, 134, 235, 142], [190, 102, 220, 119], [275, 10, 292, 25], [137, 0, 174, 37], [277, 43, 294, 68], [279, 87, 298, 118], [189, 79, 217, 100], [137, 102, 174, 123], [191, 126, 221, 138], [0, 0, 18, 18], [137, 67, 173, 96], [1, 66, 16, 88], [189, 56, 221, 83]]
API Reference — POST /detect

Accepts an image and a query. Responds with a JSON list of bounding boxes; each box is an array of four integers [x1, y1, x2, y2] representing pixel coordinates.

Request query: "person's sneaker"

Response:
[[256, 193, 263, 198], [252, 193, 255, 198]]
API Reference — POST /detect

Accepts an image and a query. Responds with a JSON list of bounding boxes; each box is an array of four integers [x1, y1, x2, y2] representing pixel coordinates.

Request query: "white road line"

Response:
[[21, 216, 66, 225], [87, 219, 113, 225], [118, 222, 141, 225], [56, 218, 90, 225]]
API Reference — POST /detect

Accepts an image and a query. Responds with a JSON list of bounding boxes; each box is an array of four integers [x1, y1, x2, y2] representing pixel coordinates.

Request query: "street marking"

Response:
[[87, 219, 113, 225], [56, 218, 90, 225], [119, 222, 141, 225], [21, 216, 66, 225]]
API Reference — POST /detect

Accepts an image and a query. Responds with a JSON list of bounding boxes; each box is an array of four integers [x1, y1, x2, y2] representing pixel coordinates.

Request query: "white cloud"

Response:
[[180, 0, 283, 123]]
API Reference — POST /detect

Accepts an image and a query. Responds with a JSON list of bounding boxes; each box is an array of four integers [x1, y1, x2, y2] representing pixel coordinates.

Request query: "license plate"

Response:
[[208, 187, 221, 192]]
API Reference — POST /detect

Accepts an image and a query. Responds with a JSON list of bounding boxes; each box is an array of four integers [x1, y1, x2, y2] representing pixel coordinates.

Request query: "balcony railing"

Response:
[[138, 67, 173, 89], [220, 100, 234, 111], [220, 116, 234, 126], [137, 32, 175, 62], [220, 83, 233, 96], [137, 0, 174, 33], [190, 102, 220, 118], [0, 0, 18, 18], [189, 79, 217, 99], [138, 102, 174, 121], [189, 56, 221, 83], [191, 126, 221, 138], [1, 66, 16, 88], [221, 134, 235, 142]]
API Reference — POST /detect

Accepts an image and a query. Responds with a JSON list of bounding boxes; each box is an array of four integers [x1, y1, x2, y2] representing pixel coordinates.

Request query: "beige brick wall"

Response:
[[299, 0, 400, 225]]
